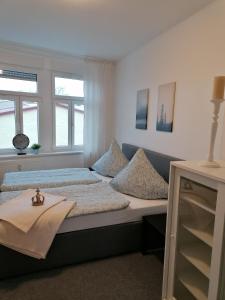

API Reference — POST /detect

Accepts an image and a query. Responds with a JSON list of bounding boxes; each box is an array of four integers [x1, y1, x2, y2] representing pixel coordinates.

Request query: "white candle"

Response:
[[212, 76, 225, 100]]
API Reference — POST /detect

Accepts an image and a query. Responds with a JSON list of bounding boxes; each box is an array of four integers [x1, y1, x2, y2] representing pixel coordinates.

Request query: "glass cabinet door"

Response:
[[172, 177, 217, 300], [218, 226, 225, 299]]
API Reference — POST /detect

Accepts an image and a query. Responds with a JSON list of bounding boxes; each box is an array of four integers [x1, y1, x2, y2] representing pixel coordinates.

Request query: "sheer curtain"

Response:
[[83, 59, 114, 167]]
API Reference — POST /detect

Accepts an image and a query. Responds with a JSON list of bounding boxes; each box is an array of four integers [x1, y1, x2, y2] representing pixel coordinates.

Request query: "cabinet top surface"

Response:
[[171, 160, 225, 183]]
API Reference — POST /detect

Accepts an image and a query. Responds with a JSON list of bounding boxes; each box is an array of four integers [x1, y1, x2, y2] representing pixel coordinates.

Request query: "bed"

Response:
[[0, 143, 180, 279]]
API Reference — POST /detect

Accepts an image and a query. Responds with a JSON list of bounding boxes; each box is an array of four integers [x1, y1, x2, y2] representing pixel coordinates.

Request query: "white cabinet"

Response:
[[162, 161, 225, 300]]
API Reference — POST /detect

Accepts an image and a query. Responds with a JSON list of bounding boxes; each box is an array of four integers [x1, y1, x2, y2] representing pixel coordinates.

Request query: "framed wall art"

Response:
[[136, 88, 149, 130], [156, 82, 176, 132]]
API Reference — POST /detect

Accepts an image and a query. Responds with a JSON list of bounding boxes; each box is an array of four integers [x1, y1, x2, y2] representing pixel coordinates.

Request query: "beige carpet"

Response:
[[0, 253, 163, 300]]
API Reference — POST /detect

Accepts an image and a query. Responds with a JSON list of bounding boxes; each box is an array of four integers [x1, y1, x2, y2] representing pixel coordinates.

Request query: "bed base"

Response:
[[0, 221, 143, 280]]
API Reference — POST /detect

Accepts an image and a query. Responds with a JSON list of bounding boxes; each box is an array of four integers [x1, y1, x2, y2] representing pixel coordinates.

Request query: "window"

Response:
[[54, 76, 84, 98], [74, 104, 84, 146], [0, 67, 85, 153], [0, 99, 16, 149], [0, 68, 40, 151], [22, 101, 39, 146], [0, 69, 38, 94], [0, 96, 39, 150], [55, 102, 69, 147], [53, 74, 84, 150]]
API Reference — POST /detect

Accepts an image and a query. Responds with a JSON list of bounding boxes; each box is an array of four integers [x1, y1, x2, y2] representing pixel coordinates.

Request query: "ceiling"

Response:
[[0, 0, 214, 61]]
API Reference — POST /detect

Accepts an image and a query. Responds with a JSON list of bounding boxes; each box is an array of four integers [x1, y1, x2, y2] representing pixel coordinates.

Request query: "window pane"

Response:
[[22, 101, 38, 146], [0, 99, 15, 149], [55, 102, 68, 146], [55, 77, 84, 97], [74, 104, 84, 146], [0, 78, 37, 93], [0, 70, 37, 93]]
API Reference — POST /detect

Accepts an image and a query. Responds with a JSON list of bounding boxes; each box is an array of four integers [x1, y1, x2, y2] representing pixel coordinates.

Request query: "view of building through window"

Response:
[[55, 102, 84, 147], [74, 104, 84, 146], [0, 99, 16, 149], [55, 102, 69, 147], [0, 99, 38, 149], [54, 76, 84, 148], [22, 101, 38, 146]]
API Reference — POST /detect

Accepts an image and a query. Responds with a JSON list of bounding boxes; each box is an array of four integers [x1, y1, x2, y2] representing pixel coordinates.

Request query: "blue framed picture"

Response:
[[156, 82, 176, 132], [136, 89, 149, 130]]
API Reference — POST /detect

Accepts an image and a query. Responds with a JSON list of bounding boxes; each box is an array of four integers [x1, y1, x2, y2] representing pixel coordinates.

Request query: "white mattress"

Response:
[[58, 172, 168, 234]]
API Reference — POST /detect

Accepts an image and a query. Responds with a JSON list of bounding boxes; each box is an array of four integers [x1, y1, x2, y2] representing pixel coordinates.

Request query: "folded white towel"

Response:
[[0, 200, 75, 259], [0, 189, 66, 233]]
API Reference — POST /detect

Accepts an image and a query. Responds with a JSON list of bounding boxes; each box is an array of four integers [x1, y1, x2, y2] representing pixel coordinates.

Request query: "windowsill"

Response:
[[0, 151, 83, 161]]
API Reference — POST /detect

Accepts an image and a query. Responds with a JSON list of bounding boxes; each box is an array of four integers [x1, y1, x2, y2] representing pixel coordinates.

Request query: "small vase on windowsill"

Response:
[[31, 144, 41, 155]]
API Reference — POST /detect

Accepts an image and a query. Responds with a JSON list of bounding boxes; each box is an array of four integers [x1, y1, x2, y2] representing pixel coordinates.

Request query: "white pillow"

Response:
[[92, 140, 128, 177], [110, 148, 168, 199]]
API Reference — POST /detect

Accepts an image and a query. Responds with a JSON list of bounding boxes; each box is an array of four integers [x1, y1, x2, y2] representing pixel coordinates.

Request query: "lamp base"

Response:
[[199, 160, 221, 168]]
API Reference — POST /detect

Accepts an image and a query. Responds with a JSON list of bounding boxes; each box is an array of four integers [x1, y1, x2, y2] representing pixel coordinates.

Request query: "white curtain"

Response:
[[83, 59, 114, 167]]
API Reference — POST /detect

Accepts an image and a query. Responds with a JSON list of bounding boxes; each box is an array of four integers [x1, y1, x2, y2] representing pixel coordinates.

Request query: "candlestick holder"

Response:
[[201, 98, 224, 168]]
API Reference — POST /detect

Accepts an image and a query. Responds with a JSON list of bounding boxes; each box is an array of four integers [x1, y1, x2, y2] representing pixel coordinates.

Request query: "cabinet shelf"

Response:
[[180, 192, 215, 215], [180, 244, 211, 278], [182, 224, 213, 247], [174, 279, 196, 300], [179, 271, 208, 300]]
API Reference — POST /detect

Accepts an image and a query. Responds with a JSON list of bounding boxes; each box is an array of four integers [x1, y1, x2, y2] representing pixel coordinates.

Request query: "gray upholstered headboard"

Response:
[[122, 143, 181, 183]]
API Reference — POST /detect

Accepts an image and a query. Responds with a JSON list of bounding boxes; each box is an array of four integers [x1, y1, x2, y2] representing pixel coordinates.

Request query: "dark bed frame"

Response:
[[0, 143, 180, 279]]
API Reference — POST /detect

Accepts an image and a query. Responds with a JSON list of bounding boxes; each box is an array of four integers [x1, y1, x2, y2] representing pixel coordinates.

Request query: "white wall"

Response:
[[114, 0, 225, 160]]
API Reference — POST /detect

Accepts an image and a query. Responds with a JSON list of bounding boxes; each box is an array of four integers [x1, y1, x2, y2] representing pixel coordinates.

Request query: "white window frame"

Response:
[[52, 72, 84, 151], [0, 65, 40, 97], [0, 93, 40, 153]]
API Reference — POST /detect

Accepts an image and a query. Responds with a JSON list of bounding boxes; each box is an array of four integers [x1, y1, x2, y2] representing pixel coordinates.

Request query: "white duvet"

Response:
[[0, 168, 101, 192], [0, 182, 130, 219]]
